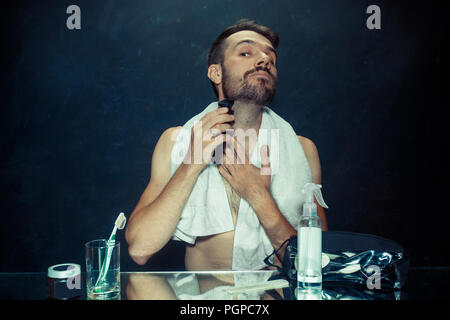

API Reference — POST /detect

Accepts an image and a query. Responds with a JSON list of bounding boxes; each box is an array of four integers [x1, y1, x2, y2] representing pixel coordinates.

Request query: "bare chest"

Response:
[[184, 176, 241, 270], [223, 178, 240, 225]]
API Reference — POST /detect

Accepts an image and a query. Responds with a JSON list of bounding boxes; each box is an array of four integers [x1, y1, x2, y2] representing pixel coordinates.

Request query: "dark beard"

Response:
[[222, 65, 276, 106]]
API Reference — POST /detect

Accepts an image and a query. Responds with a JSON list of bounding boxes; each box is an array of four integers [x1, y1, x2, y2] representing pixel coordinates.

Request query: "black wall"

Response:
[[1, 0, 446, 272]]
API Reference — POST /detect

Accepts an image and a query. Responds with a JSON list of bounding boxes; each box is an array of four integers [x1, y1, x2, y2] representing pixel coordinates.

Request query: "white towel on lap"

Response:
[[170, 101, 312, 270]]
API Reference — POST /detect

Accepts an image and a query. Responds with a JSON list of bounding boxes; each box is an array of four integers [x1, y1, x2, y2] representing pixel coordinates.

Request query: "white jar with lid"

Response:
[[47, 263, 81, 300]]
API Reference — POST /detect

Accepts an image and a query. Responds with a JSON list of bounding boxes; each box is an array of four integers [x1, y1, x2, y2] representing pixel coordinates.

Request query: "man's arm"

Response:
[[217, 136, 327, 260], [298, 136, 328, 231], [125, 107, 234, 265], [218, 143, 296, 252], [246, 136, 328, 259], [125, 126, 202, 265]]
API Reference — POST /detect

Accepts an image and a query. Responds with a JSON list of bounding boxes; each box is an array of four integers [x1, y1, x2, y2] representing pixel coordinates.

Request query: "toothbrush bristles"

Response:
[[115, 212, 127, 230]]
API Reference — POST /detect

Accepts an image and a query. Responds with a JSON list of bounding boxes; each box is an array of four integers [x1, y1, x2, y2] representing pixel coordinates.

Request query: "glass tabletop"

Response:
[[0, 268, 448, 300]]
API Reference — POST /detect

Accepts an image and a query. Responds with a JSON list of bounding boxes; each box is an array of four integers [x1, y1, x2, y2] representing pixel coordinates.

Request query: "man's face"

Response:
[[220, 30, 278, 106]]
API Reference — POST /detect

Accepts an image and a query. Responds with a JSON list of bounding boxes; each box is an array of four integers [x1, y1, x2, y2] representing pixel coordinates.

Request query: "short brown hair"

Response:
[[207, 19, 279, 98]]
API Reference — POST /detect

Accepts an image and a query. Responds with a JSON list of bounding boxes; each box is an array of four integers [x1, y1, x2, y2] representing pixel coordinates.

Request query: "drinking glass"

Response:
[[85, 239, 120, 300]]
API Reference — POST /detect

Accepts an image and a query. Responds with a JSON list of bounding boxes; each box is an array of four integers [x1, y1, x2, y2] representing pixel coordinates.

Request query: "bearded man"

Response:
[[125, 19, 327, 271]]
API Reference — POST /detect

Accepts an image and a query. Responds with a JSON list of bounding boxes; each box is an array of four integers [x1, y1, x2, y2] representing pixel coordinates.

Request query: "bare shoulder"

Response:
[[153, 126, 183, 163], [297, 135, 321, 183], [158, 126, 183, 150], [127, 126, 187, 259], [297, 135, 318, 157], [132, 126, 183, 211], [149, 126, 182, 180]]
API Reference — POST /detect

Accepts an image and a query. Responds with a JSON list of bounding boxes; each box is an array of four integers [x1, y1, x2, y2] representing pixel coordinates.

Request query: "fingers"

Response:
[[210, 123, 233, 136], [193, 107, 226, 131], [260, 145, 270, 168], [188, 108, 234, 167], [223, 135, 249, 165], [233, 138, 247, 164], [202, 107, 234, 130], [217, 164, 232, 181], [260, 145, 271, 175], [193, 108, 234, 143], [223, 145, 237, 171], [205, 133, 226, 164], [210, 133, 226, 149]]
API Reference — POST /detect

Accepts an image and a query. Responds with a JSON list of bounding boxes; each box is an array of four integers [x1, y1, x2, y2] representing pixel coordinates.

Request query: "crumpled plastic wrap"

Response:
[[321, 250, 405, 289], [265, 231, 410, 300], [321, 284, 402, 300]]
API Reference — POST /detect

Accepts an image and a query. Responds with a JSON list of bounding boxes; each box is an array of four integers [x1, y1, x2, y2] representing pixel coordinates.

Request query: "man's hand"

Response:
[[219, 138, 297, 258], [218, 139, 272, 208], [183, 107, 234, 169]]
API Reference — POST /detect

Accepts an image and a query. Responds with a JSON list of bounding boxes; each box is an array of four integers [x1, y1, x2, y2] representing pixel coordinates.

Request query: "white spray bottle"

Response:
[[297, 182, 328, 300]]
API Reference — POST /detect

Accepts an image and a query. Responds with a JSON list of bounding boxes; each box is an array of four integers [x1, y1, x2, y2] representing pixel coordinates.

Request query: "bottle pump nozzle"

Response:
[[301, 183, 329, 216]]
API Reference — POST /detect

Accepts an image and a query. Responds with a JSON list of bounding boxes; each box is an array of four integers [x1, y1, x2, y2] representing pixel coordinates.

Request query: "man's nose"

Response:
[[255, 52, 271, 69]]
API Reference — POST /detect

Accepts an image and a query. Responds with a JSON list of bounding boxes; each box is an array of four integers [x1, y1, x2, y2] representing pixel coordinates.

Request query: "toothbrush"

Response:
[[95, 212, 127, 288]]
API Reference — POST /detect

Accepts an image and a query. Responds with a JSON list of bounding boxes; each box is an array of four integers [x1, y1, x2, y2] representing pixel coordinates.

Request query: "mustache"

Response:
[[244, 67, 276, 81]]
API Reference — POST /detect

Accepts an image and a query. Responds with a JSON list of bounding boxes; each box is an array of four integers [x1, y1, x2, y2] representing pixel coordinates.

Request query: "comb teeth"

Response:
[[115, 212, 127, 230]]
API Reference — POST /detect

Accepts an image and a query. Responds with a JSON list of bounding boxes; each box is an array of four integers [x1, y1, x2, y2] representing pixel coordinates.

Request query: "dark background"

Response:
[[0, 0, 446, 272]]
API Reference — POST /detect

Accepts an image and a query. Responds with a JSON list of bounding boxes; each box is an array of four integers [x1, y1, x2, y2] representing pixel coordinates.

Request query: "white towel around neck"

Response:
[[170, 101, 312, 270]]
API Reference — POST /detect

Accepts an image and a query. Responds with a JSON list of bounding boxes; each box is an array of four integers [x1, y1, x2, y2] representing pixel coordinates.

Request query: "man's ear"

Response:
[[208, 64, 222, 85]]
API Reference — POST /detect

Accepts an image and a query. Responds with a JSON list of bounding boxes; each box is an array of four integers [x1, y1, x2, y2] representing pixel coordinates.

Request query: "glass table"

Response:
[[0, 267, 448, 300]]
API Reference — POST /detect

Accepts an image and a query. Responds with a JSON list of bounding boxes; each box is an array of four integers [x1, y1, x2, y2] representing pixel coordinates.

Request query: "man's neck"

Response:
[[231, 100, 263, 132], [228, 100, 263, 160]]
